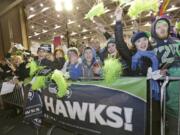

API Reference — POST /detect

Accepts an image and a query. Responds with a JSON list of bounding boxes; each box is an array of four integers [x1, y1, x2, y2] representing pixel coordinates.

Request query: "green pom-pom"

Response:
[[51, 70, 68, 98], [103, 58, 122, 84], [27, 60, 38, 77], [27, 60, 45, 78], [31, 76, 46, 91], [85, 2, 105, 20], [175, 21, 180, 31], [128, 0, 159, 19]]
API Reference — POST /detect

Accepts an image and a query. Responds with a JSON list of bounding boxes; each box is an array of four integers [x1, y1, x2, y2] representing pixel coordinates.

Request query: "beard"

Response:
[[157, 31, 168, 39]]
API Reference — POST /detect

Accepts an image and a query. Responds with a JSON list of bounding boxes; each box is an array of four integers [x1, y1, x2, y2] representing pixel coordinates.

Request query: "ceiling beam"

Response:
[[0, 0, 23, 17]]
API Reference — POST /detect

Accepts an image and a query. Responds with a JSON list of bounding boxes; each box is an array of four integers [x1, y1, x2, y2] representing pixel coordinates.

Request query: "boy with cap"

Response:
[[62, 47, 82, 80]]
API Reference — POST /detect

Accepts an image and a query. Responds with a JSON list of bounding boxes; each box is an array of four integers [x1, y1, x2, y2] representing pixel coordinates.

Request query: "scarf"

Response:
[[132, 50, 160, 100]]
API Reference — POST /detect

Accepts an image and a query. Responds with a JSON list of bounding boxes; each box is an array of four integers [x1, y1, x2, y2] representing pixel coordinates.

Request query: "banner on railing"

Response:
[[42, 77, 147, 135]]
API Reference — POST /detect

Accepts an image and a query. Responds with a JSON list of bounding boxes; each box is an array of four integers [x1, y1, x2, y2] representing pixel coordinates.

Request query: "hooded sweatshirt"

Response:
[[81, 47, 102, 80], [152, 18, 180, 118], [151, 17, 180, 67]]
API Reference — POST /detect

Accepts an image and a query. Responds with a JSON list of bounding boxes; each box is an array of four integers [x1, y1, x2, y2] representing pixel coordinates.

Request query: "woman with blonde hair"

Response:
[[10, 55, 29, 81]]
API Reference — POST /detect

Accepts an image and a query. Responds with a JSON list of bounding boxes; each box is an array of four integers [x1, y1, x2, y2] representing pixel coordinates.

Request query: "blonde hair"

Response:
[[11, 55, 23, 66], [67, 47, 79, 56]]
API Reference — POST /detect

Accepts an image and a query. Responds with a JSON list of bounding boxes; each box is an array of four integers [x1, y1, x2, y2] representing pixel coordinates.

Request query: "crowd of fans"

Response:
[[0, 7, 180, 135]]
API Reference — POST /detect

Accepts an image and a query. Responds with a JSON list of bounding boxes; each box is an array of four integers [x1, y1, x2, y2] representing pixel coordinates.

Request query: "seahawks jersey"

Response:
[[153, 39, 180, 67]]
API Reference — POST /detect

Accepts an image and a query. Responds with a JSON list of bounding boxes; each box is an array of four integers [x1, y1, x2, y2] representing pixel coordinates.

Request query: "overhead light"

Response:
[[34, 32, 40, 36], [27, 14, 35, 19], [44, 20, 47, 23], [31, 25, 34, 29], [130, 27, 133, 30], [61, 35, 64, 38], [41, 7, 50, 12], [42, 29, 48, 33], [38, 37, 41, 40], [110, 15, 113, 18], [78, 24, 81, 27], [82, 28, 88, 32], [55, 4, 63, 11], [28, 36, 32, 38], [76, 7, 79, 10], [105, 8, 110, 13], [71, 32, 77, 36], [64, 0, 73, 11], [90, 31, 92, 34], [167, 5, 179, 12], [83, 36, 88, 39], [54, 25, 61, 29], [146, 11, 153, 17], [54, 0, 63, 11], [28, 7, 49, 20], [40, 3, 44, 7], [144, 22, 151, 27], [54, 0, 73, 11], [57, 14, 60, 17], [30, 7, 34, 11], [54, 0, 62, 3], [68, 20, 75, 24]]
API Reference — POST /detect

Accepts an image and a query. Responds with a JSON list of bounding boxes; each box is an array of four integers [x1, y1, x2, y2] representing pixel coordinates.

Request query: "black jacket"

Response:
[[14, 62, 29, 81], [0, 63, 13, 80], [54, 57, 65, 70], [97, 32, 112, 62]]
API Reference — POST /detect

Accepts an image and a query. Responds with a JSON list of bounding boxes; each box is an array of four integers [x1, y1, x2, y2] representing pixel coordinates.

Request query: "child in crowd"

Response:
[[62, 47, 82, 80], [81, 47, 102, 80]]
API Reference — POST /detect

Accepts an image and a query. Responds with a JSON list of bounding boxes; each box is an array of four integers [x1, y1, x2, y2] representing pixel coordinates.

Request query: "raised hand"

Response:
[[114, 6, 123, 21]]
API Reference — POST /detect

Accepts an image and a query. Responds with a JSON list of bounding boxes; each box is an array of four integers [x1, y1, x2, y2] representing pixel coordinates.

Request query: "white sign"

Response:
[[0, 82, 15, 95]]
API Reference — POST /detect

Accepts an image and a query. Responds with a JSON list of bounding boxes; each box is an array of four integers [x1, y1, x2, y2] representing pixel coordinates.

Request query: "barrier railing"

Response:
[[146, 77, 180, 135], [1, 84, 24, 107], [0, 77, 179, 135]]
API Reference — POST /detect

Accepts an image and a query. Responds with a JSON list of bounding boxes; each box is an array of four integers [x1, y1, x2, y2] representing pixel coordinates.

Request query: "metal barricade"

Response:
[[149, 77, 180, 135], [0, 77, 180, 135], [1, 84, 24, 108]]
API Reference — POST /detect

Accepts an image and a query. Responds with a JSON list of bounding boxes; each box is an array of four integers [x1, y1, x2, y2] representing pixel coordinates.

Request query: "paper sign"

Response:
[[0, 82, 15, 95]]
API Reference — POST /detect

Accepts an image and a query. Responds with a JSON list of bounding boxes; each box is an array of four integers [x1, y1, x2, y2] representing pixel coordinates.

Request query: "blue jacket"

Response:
[[68, 63, 82, 80]]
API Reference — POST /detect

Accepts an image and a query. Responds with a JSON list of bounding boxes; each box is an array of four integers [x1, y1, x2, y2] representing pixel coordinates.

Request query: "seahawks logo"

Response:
[[66, 87, 72, 99], [28, 91, 34, 101], [48, 83, 57, 94]]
